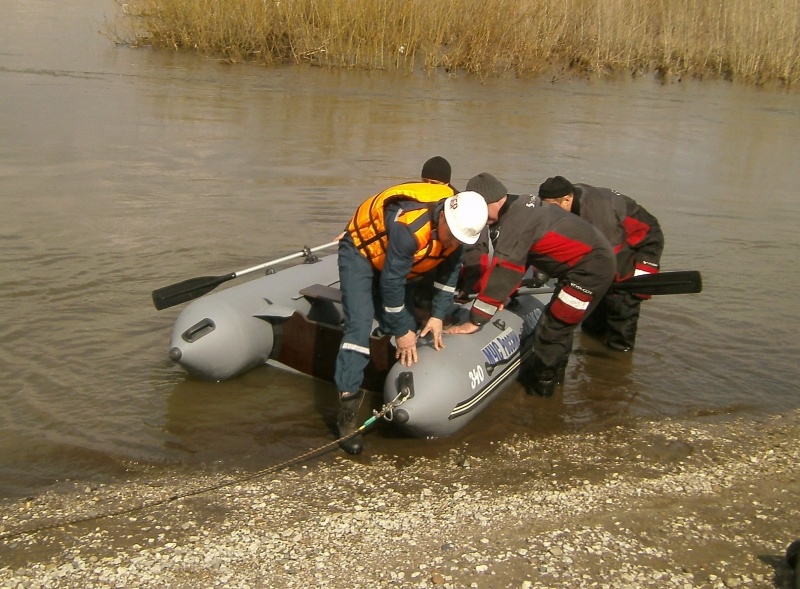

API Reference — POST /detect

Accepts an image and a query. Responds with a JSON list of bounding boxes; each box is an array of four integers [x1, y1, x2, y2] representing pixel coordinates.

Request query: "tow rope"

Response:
[[0, 390, 411, 542]]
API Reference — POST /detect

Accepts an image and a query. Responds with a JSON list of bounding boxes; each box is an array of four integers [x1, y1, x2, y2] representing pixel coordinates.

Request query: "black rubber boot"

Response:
[[519, 356, 559, 398], [525, 378, 557, 398], [606, 337, 633, 352], [555, 358, 568, 385], [604, 291, 639, 351], [337, 392, 364, 455]]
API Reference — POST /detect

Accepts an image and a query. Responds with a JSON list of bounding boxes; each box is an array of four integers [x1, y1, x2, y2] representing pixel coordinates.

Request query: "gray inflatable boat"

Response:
[[166, 251, 552, 438]]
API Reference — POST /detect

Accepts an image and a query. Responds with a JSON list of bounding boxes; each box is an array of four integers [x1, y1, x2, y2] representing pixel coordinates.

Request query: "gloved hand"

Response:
[[521, 270, 550, 288], [632, 263, 659, 300], [454, 289, 472, 304]]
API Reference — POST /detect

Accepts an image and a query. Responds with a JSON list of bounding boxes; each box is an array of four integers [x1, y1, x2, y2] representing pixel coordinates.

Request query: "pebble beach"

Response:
[[1, 409, 799, 588]]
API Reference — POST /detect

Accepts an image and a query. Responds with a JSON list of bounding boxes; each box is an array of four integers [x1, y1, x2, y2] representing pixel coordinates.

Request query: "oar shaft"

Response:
[[512, 270, 701, 298], [152, 240, 342, 311], [234, 241, 341, 279]]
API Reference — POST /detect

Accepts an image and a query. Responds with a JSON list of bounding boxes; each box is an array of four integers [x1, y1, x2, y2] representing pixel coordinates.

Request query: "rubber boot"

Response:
[[519, 359, 558, 398], [606, 339, 633, 352], [554, 358, 568, 385], [604, 292, 639, 352], [526, 378, 556, 398], [337, 391, 364, 455]]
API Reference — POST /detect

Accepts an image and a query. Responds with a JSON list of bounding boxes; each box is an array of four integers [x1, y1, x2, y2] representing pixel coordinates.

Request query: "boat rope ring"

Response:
[[377, 383, 412, 422]]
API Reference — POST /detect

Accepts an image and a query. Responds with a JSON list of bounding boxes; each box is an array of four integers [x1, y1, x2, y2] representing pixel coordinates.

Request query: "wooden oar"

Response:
[[151, 241, 340, 310]]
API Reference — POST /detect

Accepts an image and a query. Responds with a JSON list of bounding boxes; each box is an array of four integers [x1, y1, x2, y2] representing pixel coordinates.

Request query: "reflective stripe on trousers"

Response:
[[334, 239, 380, 394]]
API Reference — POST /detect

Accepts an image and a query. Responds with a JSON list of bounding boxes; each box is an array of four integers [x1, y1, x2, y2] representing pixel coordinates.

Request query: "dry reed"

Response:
[[115, 0, 800, 86]]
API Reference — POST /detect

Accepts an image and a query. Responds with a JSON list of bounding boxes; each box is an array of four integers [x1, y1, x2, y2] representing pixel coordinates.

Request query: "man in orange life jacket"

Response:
[[446, 172, 616, 398], [537, 176, 664, 352], [334, 159, 489, 454]]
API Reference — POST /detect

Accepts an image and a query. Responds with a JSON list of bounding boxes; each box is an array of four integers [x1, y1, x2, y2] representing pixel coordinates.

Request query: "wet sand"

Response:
[[1, 409, 799, 588]]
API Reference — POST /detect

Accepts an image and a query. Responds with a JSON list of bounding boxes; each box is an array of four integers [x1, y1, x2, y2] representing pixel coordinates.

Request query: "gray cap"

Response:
[[466, 172, 508, 204]]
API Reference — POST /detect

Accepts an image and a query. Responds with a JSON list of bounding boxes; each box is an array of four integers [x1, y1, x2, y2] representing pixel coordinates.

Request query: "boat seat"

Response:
[[299, 283, 343, 304]]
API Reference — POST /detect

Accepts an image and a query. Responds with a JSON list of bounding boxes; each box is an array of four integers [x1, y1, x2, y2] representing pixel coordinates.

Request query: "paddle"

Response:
[[607, 270, 702, 295], [519, 270, 702, 297], [151, 241, 340, 311]]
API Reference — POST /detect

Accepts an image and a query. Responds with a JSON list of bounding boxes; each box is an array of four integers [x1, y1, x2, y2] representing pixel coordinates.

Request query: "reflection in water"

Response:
[[563, 335, 638, 427], [161, 367, 341, 469], [482, 335, 638, 438]]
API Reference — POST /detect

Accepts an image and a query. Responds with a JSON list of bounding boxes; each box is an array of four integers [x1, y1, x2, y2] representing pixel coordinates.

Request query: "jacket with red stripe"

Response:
[[573, 183, 664, 280], [467, 194, 615, 326]]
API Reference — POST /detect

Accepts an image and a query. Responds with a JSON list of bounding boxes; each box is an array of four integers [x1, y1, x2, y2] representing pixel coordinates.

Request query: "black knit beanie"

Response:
[[538, 176, 575, 199], [421, 156, 452, 184], [465, 172, 508, 204]]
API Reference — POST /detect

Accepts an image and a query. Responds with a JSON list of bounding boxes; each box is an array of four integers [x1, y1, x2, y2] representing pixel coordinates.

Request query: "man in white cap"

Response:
[[334, 164, 488, 454]]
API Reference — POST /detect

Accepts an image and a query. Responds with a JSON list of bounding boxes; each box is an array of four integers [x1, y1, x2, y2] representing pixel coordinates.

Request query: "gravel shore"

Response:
[[1, 409, 799, 589]]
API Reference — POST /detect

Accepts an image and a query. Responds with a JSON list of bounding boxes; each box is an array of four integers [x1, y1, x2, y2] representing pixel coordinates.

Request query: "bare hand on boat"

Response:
[[419, 317, 445, 350], [395, 330, 418, 366], [444, 321, 480, 335]]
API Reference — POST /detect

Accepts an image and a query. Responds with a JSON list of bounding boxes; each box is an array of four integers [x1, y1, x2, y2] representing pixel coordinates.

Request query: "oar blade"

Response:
[[611, 270, 702, 296], [151, 274, 234, 310]]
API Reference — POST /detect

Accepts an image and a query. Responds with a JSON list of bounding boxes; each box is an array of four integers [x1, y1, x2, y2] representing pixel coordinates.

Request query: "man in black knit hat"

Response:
[[420, 155, 453, 185], [537, 175, 664, 352], [448, 172, 616, 398]]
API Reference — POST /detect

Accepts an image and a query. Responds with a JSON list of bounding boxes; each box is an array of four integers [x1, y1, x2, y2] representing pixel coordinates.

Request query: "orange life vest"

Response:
[[347, 182, 457, 278]]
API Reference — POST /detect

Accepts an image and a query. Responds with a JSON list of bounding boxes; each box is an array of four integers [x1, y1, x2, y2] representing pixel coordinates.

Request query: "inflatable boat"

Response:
[[156, 244, 701, 438], [161, 246, 551, 438]]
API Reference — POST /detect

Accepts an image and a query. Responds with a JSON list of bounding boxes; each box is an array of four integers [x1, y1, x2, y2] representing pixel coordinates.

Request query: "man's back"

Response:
[[491, 194, 613, 279]]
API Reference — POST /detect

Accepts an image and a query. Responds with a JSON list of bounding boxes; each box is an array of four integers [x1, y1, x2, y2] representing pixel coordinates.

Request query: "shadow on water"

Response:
[[160, 366, 344, 470], [0, 435, 133, 500], [161, 365, 502, 470]]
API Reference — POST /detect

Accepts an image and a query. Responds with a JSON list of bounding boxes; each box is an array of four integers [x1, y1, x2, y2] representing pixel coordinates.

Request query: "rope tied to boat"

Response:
[[0, 392, 412, 542], [369, 386, 412, 428]]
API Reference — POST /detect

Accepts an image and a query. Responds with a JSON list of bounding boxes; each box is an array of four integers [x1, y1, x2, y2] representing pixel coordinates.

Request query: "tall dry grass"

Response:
[[116, 0, 800, 86]]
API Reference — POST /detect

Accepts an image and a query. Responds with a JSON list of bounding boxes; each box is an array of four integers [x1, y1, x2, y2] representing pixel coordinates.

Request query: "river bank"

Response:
[[116, 0, 800, 87], [1, 408, 798, 588]]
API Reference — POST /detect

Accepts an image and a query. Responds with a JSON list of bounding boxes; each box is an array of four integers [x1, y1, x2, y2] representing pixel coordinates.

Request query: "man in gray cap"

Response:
[[537, 176, 664, 352], [448, 172, 615, 397], [458, 172, 511, 294]]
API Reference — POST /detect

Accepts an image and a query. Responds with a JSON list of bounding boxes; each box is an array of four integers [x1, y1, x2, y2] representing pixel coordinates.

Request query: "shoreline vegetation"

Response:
[[113, 0, 800, 87]]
